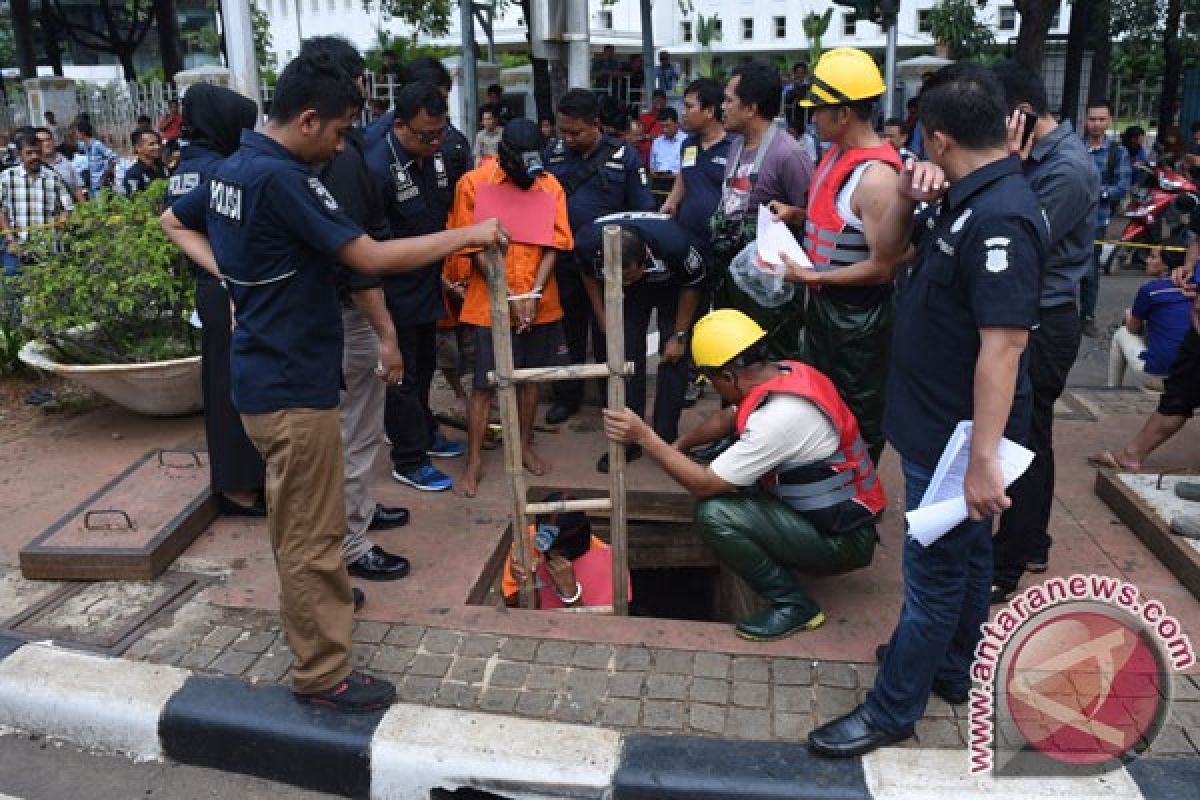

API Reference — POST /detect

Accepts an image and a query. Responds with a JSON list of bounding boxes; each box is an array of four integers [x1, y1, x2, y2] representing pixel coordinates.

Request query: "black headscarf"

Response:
[[182, 83, 258, 158]]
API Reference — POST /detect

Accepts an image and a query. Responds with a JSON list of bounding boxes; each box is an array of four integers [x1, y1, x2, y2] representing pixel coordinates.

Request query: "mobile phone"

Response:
[[1018, 109, 1037, 149]]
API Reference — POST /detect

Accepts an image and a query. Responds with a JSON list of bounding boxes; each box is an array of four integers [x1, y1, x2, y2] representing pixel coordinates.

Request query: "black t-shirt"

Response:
[[123, 160, 167, 195], [574, 211, 706, 288], [318, 127, 389, 303], [884, 155, 1048, 468]]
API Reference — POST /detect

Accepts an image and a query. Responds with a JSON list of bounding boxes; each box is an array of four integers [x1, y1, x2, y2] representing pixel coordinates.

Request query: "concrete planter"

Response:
[[18, 338, 202, 417]]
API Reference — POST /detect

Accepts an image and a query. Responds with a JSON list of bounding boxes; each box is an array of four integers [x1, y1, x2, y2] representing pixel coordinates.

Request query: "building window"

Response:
[[345, 0, 352, 7], [598, 10, 612, 29], [310, 0, 318, 12], [279, 0, 287, 16], [682, 20, 692, 42], [918, 9, 932, 33], [774, 16, 786, 39], [327, 0, 335, 9], [742, 18, 753, 40], [843, 14, 856, 36], [998, 6, 1017, 31], [713, 18, 722, 36]]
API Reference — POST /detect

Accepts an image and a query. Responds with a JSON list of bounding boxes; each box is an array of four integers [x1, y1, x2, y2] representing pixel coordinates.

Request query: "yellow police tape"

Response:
[[1094, 239, 1186, 252]]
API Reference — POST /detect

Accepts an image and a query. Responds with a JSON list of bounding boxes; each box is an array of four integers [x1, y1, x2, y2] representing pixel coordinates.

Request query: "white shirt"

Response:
[[710, 394, 841, 487], [650, 132, 685, 174]]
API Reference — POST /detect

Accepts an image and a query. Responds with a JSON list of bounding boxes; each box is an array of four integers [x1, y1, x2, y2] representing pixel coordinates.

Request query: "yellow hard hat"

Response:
[[800, 47, 886, 108], [691, 309, 767, 368]]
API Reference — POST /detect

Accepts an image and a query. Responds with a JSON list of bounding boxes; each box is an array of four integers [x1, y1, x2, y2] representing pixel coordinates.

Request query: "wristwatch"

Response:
[[671, 331, 688, 342]]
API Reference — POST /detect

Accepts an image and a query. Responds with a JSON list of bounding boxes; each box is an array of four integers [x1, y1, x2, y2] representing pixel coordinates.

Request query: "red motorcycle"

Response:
[[1103, 162, 1198, 273]]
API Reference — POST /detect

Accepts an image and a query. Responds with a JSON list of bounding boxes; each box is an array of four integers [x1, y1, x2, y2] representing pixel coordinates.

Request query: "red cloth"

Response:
[[159, 111, 183, 142], [637, 111, 662, 166]]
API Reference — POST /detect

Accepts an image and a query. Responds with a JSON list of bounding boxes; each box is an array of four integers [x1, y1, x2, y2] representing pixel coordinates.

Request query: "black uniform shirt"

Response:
[[574, 211, 706, 289]]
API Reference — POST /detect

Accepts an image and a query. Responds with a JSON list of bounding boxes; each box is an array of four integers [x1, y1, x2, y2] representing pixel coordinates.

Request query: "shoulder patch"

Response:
[[306, 176, 339, 212], [984, 236, 1011, 273]]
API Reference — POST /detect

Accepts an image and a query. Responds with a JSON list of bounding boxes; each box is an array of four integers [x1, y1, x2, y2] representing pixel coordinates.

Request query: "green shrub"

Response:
[[18, 181, 197, 365]]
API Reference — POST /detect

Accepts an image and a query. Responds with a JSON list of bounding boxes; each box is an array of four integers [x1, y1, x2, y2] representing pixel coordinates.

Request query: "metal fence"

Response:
[[76, 81, 181, 154]]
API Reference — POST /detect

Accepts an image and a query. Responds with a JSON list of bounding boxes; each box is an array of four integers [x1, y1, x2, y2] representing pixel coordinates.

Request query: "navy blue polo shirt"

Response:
[[168, 143, 224, 282], [544, 134, 655, 236], [365, 131, 452, 324], [677, 132, 732, 253], [574, 211, 706, 288], [171, 130, 363, 414], [884, 155, 1048, 468], [365, 110, 470, 188]]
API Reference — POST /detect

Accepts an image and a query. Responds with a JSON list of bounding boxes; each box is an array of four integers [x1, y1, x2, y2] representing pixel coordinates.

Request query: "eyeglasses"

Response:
[[409, 124, 448, 145]]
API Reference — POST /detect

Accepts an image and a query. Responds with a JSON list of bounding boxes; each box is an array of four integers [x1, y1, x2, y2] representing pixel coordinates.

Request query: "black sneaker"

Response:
[[295, 670, 396, 712], [596, 444, 643, 473]]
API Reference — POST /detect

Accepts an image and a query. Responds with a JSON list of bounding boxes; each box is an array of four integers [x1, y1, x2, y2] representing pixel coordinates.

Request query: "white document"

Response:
[[754, 204, 812, 271], [905, 420, 1034, 547]]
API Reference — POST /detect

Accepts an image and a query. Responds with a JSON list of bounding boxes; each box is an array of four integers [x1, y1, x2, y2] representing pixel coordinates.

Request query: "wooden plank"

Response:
[[527, 486, 694, 523], [525, 497, 613, 516], [485, 247, 536, 610], [19, 449, 218, 581], [603, 224, 629, 616], [1095, 469, 1200, 601], [487, 361, 635, 386]]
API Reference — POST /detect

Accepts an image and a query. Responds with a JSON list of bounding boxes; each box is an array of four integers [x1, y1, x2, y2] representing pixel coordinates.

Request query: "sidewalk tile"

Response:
[[653, 649, 694, 675], [732, 682, 768, 708], [814, 687, 858, 720], [774, 711, 814, 740], [479, 687, 520, 713], [923, 694, 957, 718], [1174, 676, 1200, 701], [526, 665, 568, 691], [351, 647, 374, 668], [407, 653, 453, 678], [915, 718, 964, 748], [725, 708, 771, 740], [383, 624, 426, 648], [693, 652, 731, 679], [535, 640, 576, 665], [646, 673, 689, 700], [515, 690, 555, 716], [731, 656, 769, 682], [201, 625, 241, 650], [774, 685, 812, 713], [608, 671, 644, 698], [489, 661, 530, 688], [231, 631, 275, 654], [565, 668, 608, 695], [178, 646, 222, 670], [599, 698, 641, 728], [773, 658, 812, 685], [433, 682, 480, 710], [572, 644, 613, 669], [642, 700, 685, 730], [554, 691, 603, 724], [420, 629, 463, 655], [815, 662, 858, 689], [689, 703, 726, 734], [460, 634, 501, 658], [369, 646, 413, 674], [1148, 725, 1197, 756], [398, 675, 440, 703], [497, 637, 539, 662], [615, 646, 651, 670], [351, 621, 390, 644], [689, 677, 729, 705], [245, 651, 292, 683], [447, 657, 488, 684], [209, 649, 256, 676]]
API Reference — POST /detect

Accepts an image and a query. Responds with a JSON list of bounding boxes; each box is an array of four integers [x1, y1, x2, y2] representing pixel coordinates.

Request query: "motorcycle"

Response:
[[1103, 162, 1198, 273]]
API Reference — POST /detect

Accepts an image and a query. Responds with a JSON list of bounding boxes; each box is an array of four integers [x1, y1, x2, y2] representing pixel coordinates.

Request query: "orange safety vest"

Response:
[[803, 144, 901, 272], [734, 361, 887, 533]]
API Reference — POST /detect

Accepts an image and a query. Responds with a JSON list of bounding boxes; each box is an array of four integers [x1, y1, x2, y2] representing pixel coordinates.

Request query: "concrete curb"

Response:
[[0, 636, 1194, 799]]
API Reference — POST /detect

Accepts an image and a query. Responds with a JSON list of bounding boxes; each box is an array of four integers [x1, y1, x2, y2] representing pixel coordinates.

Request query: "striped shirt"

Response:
[[0, 164, 73, 242]]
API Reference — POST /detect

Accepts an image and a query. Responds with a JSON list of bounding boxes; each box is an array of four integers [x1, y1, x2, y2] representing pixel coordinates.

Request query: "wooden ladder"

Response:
[[483, 225, 633, 613]]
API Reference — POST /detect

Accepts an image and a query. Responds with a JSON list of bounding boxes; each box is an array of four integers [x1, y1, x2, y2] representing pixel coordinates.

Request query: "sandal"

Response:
[[1086, 450, 1141, 470]]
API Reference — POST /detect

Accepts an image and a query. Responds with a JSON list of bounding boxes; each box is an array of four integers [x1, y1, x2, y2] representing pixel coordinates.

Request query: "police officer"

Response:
[[809, 64, 1047, 758], [782, 49, 904, 466], [162, 52, 507, 712], [166, 83, 264, 517], [544, 88, 655, 426], [574, 212, 705, 471], [367, 81, 465, 492]]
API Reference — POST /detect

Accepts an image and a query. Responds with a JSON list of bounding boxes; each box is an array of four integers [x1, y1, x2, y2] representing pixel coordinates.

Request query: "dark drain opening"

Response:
[[630, 566, 720, 621], [431, 789, 512, 800]]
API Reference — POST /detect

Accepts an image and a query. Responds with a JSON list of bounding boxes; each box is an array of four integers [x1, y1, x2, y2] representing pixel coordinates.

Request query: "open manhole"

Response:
[[468, 488, 766, 623], [0, 571, 212, 655]]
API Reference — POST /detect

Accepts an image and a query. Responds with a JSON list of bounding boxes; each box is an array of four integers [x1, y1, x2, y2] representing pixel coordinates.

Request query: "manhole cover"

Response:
[[0, 571, 211, 655]]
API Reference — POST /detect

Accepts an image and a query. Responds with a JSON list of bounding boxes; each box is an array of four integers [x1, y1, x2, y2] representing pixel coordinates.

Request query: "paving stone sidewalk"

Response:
[[116, 599, 1200, 757]]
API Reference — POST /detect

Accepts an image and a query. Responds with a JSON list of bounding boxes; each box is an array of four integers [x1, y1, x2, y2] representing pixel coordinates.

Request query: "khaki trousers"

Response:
[[241, 408, 354, 694], [340, 307, 383, 563]]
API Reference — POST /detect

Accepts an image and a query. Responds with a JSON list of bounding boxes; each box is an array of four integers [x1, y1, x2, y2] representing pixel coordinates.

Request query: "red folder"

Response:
[[472, 182, 556, 247]]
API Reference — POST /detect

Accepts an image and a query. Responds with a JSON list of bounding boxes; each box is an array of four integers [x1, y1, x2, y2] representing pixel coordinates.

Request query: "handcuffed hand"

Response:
[[545, 553, 578, 600]]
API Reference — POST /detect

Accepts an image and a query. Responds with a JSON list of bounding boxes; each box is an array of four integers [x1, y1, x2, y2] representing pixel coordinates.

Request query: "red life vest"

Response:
[[803, 144, 902, 272], [734, 361, 887, 532]]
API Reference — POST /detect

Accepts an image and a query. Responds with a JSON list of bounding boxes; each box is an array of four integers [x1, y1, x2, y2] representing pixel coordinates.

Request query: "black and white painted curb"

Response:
[[0, 636, 1195, 799]]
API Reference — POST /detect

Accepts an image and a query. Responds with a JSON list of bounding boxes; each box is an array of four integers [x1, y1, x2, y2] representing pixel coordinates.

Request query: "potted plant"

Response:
[[16, 181, 202, 416]]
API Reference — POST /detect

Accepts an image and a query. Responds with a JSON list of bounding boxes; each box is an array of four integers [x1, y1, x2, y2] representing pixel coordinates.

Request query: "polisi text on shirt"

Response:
[[209, 178, 244, 224]]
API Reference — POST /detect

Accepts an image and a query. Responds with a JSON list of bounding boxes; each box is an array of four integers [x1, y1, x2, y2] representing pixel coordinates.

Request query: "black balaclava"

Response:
[[498, 117, 545, 190], [182, 83, 259, 158]]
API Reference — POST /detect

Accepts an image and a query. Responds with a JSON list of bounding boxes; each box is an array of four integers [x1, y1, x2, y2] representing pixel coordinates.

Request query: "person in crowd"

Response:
[[0, 130, 73, 275], [368, 98, 389, 121], [781, 47, 904, 466], [882, 117, 908, 156], [122, 129, 168, 195], [161, 51, 508, 712], [1122, 125, 1148, 168], [305, 36, 413, 582], [35, 127, 84, 204], [660, 78, 731, 258], [0, 132, 15, 170], [783, 61, 811, 136], [710, 60, 813, 359], [135, 114, 153, 132], [636, 90, 667, 165], [591, 44, 625, 97], [56, 125, 79, 160], [75, 119, 116, 195], [575, 212, 705, 470], [159, 99, 183, 151], [987, 61, 1098, 603], [603, 309, 880, 639], [543, 88, 655, 427], [367, 81, 466, 494], [655, 50, 680, 93], [808, 63, 1046, 758], [1155, 125, 1186, 169], [484, 83, 514, 125], [1083, 100, 1132, 322], [380, 50, 406, 86], [503, 492, 627, 609], [648, 107, 684, 192], [539, 115, 558, 150], [1107, 241, 1192, 389], [1187, 121, 1200, 182], [44, 111, 63, 142], [446, 118, 574, 497], [474, 108, 503, 165], [167, 83, 266, 518]]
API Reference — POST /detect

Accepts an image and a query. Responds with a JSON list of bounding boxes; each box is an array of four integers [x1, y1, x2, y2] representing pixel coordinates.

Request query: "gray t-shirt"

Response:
[[720, 126, 815, 218]]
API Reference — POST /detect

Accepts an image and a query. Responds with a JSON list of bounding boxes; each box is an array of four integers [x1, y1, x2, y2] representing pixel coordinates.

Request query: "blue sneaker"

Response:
[[392, 462, 453, 492], [426, 432, 465, 458]]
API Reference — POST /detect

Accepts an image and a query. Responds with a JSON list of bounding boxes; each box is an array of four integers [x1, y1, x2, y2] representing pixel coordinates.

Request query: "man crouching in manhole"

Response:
[[603, 309, 883, 640]]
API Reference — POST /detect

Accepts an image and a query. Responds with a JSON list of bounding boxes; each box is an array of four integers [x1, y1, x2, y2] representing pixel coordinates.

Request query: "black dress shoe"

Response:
[[544, 403, 578, 426], [368, 504, 410, 530], [348, 546, 411, 581], [596, 444, 643, 473], [875, 644, 969, 705], [808, 705, 912, 758], [217, 492, 267, 517], [352, 587, 366, 612]]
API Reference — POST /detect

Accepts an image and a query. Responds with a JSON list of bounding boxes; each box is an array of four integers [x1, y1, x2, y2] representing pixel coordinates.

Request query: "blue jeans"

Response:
[[1081, 225, 1105, 319], [863, 458, 993, 734]]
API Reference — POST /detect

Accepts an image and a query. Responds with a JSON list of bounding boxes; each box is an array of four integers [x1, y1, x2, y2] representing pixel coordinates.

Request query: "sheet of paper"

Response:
[[755, 204, 812, 269], [472, 182, 556, 247], [905, 420, 1035, 547]]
